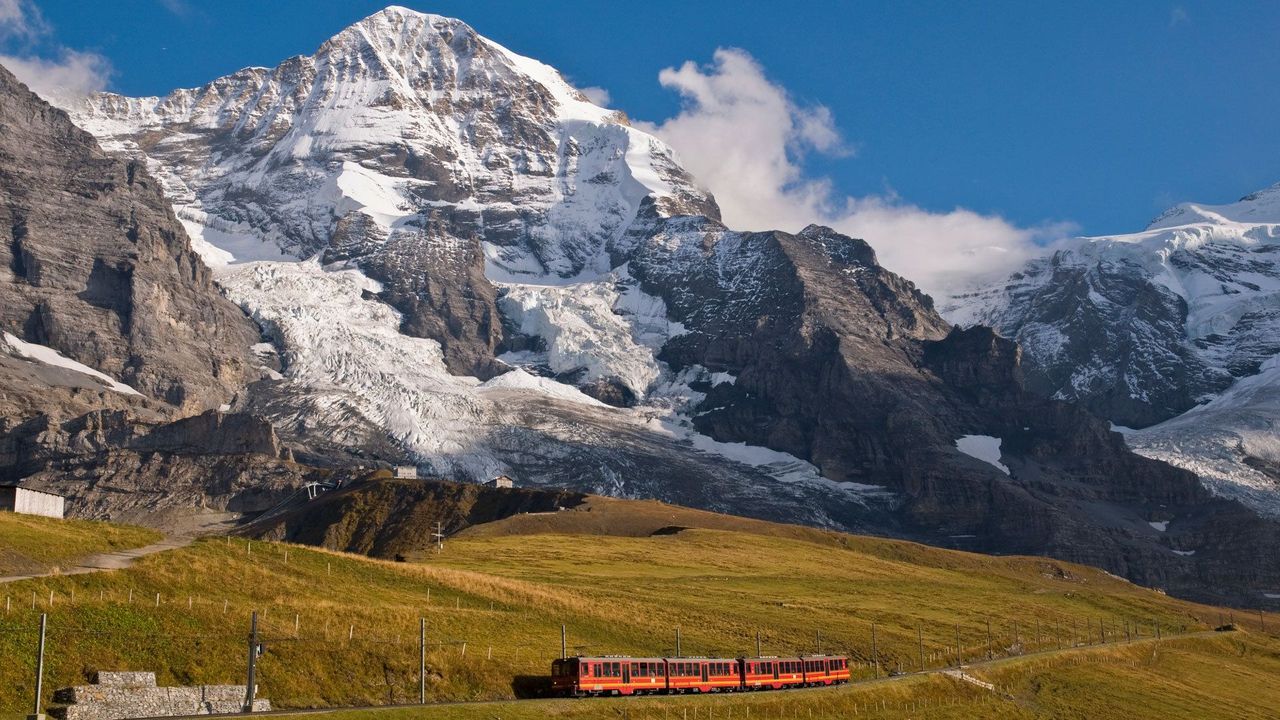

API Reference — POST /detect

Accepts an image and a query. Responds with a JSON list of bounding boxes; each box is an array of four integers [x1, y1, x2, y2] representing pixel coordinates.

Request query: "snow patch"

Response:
[[477, 368, 606, 407], [649, 417, 895, 501], [955, 435, 1010, 475], [3, 332, 142, 396], [1149, 521, 1169, 532]]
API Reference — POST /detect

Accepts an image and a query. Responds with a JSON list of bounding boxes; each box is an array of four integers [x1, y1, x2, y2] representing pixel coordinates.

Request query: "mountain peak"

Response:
[[1146, 180, 1280, 230]]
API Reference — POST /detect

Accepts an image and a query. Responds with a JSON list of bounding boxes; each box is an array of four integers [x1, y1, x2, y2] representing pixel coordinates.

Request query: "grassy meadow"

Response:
[[0, 512, 1275, 719], [0, 513, 161, 577]]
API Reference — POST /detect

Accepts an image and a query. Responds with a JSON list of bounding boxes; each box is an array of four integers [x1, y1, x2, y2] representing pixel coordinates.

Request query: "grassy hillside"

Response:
[[286, 632, 1280, 719], [0, 506, 1274, 719], [0, 513, 161, 577]]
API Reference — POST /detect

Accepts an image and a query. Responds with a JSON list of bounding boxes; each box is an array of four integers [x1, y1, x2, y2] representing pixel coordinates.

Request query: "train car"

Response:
[[800, 655, 851, 686], [551, 656, 666, 696], [739, 656, 807, 690], [665, 657, 741, 693]]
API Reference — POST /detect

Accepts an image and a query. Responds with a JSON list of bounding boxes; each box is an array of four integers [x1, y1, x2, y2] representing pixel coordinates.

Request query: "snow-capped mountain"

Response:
[[70, 6, 877, 522], [55, 7, 1280, 607], [946, 184, 1280, 515]]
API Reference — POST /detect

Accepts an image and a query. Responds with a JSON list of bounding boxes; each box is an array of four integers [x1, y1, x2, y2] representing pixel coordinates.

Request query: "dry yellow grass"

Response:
[[0, 513, 161, 577], [0, 512, 1274, 719]]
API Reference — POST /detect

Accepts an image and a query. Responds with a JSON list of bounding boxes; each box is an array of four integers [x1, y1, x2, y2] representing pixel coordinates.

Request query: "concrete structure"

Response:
[[486, 475, 515, 489], [0, 485, 65, 519], [52, 671, 270, 720], [393, 465, 418, 480]]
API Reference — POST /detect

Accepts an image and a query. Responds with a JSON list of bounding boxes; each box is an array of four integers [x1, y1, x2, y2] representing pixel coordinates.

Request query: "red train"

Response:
[[550, 654, 850, 697]]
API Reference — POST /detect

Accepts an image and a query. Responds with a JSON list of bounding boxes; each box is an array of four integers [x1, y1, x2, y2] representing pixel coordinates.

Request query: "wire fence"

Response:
[[0, 592, 1252, 716], [1, 536, 1272, 713]]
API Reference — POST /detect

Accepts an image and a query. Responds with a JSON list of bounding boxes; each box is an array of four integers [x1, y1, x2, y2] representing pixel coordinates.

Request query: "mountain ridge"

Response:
[[945, 180, 1280, 518], [17, 5, 1276, 607]]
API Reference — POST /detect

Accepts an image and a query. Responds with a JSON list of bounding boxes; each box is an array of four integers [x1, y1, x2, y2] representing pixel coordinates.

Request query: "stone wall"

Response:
[[52, 671, 270, 720]]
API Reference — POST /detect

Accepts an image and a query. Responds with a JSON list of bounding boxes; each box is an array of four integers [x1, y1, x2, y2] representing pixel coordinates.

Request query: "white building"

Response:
[[486, 475, 515, 489], [393, 465, 418, 480], [0, 484, 65, 519]]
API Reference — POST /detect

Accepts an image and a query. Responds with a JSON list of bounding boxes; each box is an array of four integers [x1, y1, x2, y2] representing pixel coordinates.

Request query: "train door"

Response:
[[622, 663, 631, 684], [701, 663, 709, 683], [772, 662, 780, 680]]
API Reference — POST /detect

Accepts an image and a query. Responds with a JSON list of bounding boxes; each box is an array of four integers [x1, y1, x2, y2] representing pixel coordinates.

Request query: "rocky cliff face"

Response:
[[0, 63, 297, 529], [0, 65, 259, 417], [57, 7, 1280, 607]]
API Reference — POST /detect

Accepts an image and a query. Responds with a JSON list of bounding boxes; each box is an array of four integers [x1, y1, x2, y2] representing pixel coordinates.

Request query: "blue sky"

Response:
[[6, 1, 1280, 241]]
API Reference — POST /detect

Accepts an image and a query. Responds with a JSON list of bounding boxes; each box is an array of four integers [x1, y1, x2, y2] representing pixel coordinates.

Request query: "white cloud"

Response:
[[639, 48, 1069, 297], [0, 49, 110, 107], [578, 85, 611, 107], [0, 0, 111, 109], [0, 0, 46, 41]]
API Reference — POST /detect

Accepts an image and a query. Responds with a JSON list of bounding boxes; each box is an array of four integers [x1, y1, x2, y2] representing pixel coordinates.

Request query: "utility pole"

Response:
[[955, 624, 962, 666], [29, 613, 46, 720], [756, 630, 762, 657], [243, 612, 259, 713], [419, 618, 426, 704], [986, 619, 993, 659], [917, 625, 924, 671], [871, 623, 880, 678], [432, 522, 444, 554], [561, 624, 567, 660], [675, 627, 682, 658]]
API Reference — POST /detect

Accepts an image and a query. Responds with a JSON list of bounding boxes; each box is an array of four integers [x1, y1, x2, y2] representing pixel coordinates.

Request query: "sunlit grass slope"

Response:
[[0, 513, 161, 576], [0, 507, 1274, 719]]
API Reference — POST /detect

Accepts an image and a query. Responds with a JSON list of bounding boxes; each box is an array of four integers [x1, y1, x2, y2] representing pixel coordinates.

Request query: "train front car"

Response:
[[739, 656, 807, 690], [553, 656, 662, 696], [665, 658, 741, 693], [801, 655, 851, 686], [550, 657, 581, 696]]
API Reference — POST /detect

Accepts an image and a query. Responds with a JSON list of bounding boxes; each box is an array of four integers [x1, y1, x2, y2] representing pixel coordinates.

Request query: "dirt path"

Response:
[[0, 535, 193, 584]]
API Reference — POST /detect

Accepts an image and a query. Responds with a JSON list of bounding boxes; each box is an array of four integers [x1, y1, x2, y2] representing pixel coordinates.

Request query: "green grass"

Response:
[[287, 633, 1280, 720], [0, 513, 162, 576], [0, 517, 1274, 719]]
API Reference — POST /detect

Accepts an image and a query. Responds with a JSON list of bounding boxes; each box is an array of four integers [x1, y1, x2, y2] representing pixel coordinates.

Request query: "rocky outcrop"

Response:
[[0, 64, 259, 417], [248, 475, 586, 558], [0, 409, 319, 531]]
